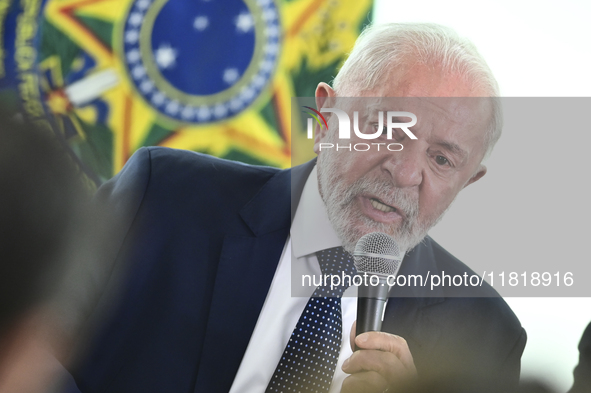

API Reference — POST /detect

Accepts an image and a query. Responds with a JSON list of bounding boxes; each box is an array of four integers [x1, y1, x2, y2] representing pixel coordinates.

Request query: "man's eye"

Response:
[[435, 155, 450, 166], [373, 124, 387, 135]]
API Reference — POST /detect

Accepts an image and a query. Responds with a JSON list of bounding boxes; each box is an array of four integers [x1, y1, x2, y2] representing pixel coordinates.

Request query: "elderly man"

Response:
[[69, 23, 524, 393]]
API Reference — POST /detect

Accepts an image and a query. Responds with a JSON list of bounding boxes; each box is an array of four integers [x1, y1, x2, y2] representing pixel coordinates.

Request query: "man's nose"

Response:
[[381, 147, 423, 188]]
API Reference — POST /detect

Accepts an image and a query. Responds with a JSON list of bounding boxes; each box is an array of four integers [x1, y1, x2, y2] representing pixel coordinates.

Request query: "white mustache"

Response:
[[340, 176, 419, 224]]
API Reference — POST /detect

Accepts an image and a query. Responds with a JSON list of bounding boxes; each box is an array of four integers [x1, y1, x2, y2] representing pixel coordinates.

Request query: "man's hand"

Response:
[[341, 322, 417, 393]]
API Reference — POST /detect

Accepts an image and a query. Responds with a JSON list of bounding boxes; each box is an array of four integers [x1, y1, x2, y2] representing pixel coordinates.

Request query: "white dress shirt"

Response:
[[229, 166, 358, 393]]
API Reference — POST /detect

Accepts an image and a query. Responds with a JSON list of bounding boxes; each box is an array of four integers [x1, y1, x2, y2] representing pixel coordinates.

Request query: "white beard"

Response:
[[316, 146, 445, 255]]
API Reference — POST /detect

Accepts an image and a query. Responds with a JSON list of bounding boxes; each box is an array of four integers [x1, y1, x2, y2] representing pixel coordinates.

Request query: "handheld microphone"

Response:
[[353, 232, 402, 341]]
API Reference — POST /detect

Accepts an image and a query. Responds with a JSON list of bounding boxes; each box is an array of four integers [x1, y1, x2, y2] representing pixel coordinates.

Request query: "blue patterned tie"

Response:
[[266, 247, 356, 392]]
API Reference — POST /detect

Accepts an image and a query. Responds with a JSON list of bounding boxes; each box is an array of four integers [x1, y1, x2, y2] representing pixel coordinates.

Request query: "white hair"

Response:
[[333, 23, 502, 158]]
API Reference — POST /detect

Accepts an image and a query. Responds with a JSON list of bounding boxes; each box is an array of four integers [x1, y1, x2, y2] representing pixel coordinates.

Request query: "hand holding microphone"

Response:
[[342, 325, 417, 393], [341, 232, 417, 393]]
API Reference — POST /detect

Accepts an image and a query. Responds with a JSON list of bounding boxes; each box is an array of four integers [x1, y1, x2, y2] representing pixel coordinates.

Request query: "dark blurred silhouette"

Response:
[[0, 109, 104, 393], [568, 322, 591, 393], [388, 377, 556, 393], [0, 112, 87, 333]]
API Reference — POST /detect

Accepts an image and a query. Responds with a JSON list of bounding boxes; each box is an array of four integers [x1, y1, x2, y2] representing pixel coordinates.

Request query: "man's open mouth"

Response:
[[370, 198, 397, 213]]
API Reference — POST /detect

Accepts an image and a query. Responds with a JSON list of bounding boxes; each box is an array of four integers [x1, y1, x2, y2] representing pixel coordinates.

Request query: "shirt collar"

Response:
[[291, 166, 342, 258]]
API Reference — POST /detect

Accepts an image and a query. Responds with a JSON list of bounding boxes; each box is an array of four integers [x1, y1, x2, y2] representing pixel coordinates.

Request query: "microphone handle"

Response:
[[355, 279, 389, 350]]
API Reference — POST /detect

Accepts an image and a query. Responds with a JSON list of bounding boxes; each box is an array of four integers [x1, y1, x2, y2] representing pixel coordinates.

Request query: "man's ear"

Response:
[[313, 82, 336, 154], [464, 164, 487, 188]]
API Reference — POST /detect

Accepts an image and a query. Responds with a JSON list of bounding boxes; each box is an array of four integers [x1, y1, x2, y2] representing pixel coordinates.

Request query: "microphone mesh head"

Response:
[[353, 232, 402, 276]]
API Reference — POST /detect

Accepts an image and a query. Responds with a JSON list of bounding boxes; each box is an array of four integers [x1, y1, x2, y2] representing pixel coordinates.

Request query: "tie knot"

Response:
[[315, 247, 357, 295]]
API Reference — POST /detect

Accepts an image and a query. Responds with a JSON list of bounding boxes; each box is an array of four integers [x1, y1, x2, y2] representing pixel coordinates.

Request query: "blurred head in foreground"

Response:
[[0, 110, 92, 392], [390, 378, 556, 393]]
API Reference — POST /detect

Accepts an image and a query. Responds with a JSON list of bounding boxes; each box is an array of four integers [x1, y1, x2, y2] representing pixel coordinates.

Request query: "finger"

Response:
[[341, 371, 389, 393], [355, 331, 416, 372], [342, 349, 409, 380], [349, 321, 357, 351]]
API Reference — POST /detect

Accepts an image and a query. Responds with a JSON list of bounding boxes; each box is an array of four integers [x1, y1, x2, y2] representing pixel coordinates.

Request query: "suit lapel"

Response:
[[193, 160, 316, 393]]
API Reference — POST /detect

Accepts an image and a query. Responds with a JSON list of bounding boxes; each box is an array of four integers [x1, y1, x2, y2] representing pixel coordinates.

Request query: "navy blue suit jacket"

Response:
[[71, 147, 526, 393]]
